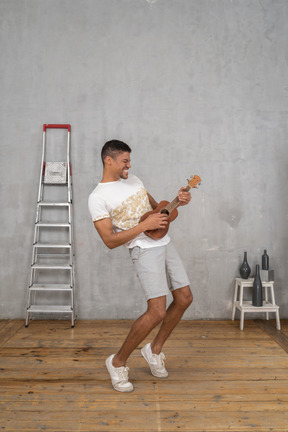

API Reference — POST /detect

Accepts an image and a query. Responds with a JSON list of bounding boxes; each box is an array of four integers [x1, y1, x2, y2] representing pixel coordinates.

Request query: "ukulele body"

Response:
[[140, 201, 178, 240], [139, 174, 201, 240]]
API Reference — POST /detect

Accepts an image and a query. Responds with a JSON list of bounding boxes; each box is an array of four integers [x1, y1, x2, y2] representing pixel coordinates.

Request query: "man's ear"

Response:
[[104, 155, 112, 166]]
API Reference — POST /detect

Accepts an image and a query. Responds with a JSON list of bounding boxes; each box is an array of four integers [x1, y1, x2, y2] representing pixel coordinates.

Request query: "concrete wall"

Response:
[[1, 0, 288, 320]]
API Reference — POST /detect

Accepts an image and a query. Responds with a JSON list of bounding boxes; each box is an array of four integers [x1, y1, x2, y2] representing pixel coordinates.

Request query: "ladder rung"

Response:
[[36, 222, 70, 227], [29, 284, 72, 291], [32, 263, 72, 270], [42, 182, 68, 186], [33, 243, 71, 248], [26, 305, 73, 313], [38, 202, 71, 207], [34, 254, 71, 260]]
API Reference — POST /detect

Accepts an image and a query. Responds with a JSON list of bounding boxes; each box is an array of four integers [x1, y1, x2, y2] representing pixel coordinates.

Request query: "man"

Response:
[[88, 140, 193, 392]]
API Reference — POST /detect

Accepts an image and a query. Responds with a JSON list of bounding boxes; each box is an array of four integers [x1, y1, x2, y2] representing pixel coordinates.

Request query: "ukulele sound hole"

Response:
[[160, 209, 170, 216]]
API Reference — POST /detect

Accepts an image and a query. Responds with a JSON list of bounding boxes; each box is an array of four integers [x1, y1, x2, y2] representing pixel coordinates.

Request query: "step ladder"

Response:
[[25, 124, 76, 327]]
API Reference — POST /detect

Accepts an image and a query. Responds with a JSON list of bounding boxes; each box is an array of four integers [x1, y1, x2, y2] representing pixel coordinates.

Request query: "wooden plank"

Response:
[[1, 352, 288, 380], [4, 338, 279, 349], [6, 319, 269, 338], [0, 344, 283, 357], [1, 399, 288, 413], [2, 379, 288, 400], [2, 409, 288, 431], [4, 323, 277, 348], [1, 349, 287, 367]]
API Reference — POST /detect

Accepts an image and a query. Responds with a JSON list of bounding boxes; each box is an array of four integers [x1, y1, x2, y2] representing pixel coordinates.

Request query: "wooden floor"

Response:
[[1, 319, 288, 432]]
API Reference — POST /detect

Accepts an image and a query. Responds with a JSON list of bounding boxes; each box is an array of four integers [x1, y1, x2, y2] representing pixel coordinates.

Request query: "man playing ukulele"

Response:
[[88, 140, 193, 392]]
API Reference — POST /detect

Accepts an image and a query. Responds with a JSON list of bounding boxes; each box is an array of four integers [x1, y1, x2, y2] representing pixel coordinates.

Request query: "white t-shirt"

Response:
[[88, 174, 170, 249]]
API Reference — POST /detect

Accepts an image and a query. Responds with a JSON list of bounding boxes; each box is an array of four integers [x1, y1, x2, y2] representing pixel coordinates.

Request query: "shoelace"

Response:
[[117, 366, 129, 383], [155, 352, 166, 369], [159, 352, 166, 364]]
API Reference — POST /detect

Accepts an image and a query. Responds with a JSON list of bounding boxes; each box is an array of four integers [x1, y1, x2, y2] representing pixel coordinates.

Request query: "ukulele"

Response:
[[140, 175, 201, 239]]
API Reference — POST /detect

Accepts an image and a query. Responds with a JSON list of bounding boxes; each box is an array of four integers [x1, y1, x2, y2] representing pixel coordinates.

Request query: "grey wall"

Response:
[[1, 0, 288, 320]]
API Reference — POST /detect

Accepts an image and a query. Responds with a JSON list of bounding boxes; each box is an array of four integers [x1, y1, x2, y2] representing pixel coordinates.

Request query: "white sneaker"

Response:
[[141, 343, 168, 378], [105, 354, 134, 393]]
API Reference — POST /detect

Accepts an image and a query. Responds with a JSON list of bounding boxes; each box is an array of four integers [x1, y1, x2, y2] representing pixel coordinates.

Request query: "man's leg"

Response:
[[112, 295, 167, 368], [150, 285, 193, 355]]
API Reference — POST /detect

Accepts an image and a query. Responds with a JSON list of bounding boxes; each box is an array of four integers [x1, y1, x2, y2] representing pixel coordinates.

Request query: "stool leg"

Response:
[[270, 285, 276, 305], [265, 286, 269, 320], [239, 284, 243, 307], [232, 281, 239, 320], [240, 310, 244, 331], [275, 310, 281, 330]]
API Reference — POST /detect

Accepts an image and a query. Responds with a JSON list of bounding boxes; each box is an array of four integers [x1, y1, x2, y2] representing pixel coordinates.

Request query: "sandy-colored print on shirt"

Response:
[[110, 188, 152, 230]]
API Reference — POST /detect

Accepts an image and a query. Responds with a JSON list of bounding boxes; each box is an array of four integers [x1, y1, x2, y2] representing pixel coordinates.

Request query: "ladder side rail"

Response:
[[29, 125, 46, 316], [71, 261, 76, 325], [33, 128, 45, 269], [66, 128, 73, 267], [37, 128, 46, 203], [33, 210, 42, 243], [25, 309, 30, 327], [67, 130, 72, 204], [68, 207, 74, 267], [31, 227, 38, 264], [68, 222, 72, 247], [68, 203, 72, 225], [35, 204, 41, 224], [69, 263, 73, 288], [29, 266, 35, 287], [28, 266, 37, 314], [66, 128, 75, 325], [32, 219, 42, 266], [69, 226, 73, 265]]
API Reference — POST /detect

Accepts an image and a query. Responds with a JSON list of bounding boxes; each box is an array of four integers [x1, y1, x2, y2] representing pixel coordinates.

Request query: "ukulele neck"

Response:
[[162, 184, 191, 215]]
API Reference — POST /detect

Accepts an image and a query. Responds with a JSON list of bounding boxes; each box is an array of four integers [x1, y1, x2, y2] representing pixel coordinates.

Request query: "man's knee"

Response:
[[147, 297, 167, 324], [175, 286, 193, 309], [153, 308, 167, 323]]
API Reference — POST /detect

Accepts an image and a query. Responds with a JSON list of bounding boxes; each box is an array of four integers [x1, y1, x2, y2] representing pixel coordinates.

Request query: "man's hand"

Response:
[[141, 212, 169, 231], [177, 187, 191, 206]]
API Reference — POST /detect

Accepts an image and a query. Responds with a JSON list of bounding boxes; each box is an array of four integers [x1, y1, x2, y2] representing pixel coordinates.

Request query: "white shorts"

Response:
[[129, 242, 190, 301]]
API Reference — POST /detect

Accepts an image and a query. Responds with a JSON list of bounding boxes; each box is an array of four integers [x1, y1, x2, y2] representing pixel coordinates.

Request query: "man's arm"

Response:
[[147, 193, 158, 210], [94, 212, 168, 249]]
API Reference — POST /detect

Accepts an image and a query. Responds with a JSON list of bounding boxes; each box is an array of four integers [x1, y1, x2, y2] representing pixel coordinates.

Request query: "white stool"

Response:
[[232, 278, 281, 330]]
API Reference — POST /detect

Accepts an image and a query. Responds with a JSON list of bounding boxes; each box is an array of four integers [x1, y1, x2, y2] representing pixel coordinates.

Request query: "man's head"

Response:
[[101, 140, 132, 181], [101, 140, 131, 166]]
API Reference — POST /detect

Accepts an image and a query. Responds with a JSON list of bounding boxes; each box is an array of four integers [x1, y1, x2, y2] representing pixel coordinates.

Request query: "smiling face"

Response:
[[105, 151, 131, 181]]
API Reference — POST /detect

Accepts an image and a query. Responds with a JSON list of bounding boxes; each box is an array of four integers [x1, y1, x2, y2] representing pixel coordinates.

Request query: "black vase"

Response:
[[262, 249, 269, 270], [240, 252, 251, 279], [252, 264, 263, 307]]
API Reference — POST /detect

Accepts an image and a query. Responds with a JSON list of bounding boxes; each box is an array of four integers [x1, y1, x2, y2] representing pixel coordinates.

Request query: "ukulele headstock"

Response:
[[188, 175, 201, 189]]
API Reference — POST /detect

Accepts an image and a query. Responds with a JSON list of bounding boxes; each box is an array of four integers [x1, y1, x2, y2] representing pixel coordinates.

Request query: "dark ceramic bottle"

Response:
[[240, 252, 251, 279], [252, 264, 263, 307], [262, 250, 269, 270]]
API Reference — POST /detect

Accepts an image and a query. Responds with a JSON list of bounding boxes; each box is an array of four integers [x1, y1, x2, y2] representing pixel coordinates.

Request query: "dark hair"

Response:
[[101, 140, 131, 165]]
